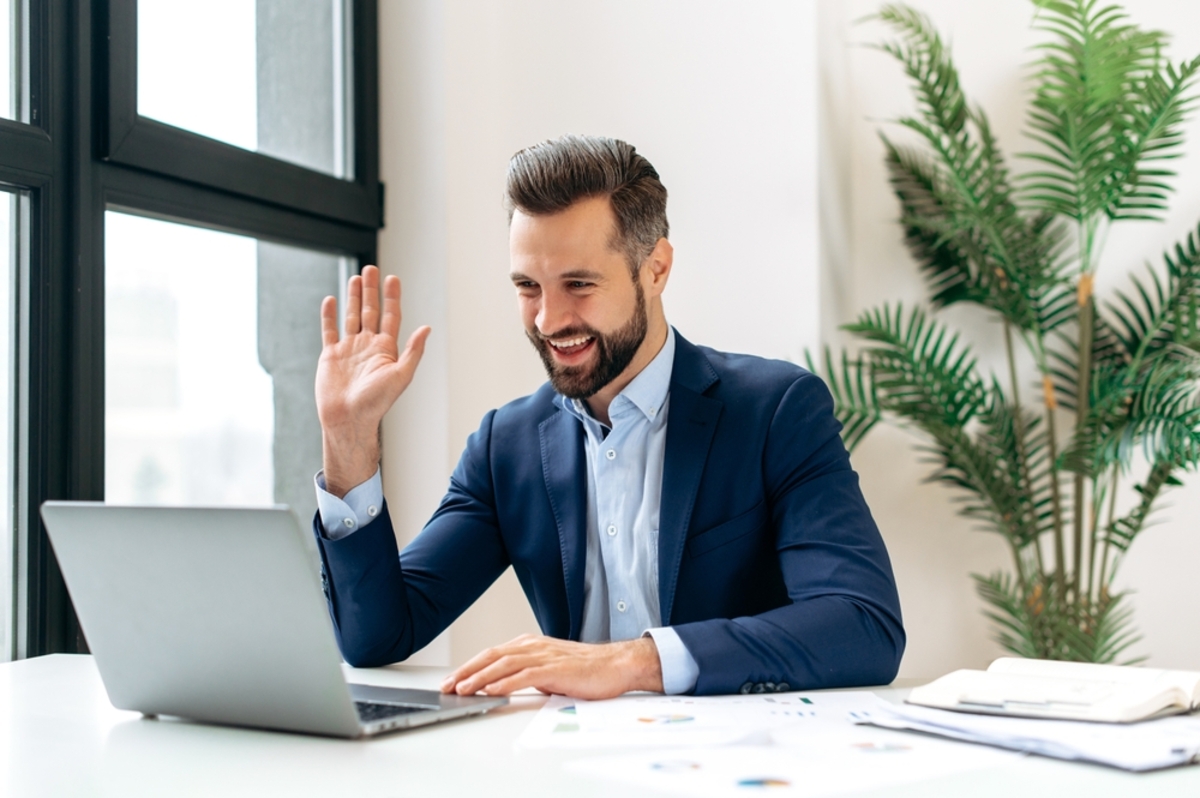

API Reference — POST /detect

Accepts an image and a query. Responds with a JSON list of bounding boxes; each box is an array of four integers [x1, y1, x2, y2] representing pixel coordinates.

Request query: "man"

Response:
[[313, 135, 904, 699]]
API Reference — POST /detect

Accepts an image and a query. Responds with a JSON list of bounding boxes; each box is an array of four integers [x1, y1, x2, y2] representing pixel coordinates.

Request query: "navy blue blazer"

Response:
[[314, 331, 905, 695]]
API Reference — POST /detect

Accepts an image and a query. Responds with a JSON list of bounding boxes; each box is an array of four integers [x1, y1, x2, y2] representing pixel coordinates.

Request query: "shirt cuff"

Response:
[[314, 468, 384, 540], [644, 627, 699, 695]]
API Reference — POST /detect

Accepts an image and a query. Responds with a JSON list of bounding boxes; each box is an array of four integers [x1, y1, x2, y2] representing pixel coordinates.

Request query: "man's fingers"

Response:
[[455, 654, 537, 696], [361, 265, 381, 333], [481, 669, 550, 697], [443, 644, 506, 693], [380, 275, 402, 339], [345, 274, 363, 335], [320, 296, 339, 346], [398, 326, 431, 368]]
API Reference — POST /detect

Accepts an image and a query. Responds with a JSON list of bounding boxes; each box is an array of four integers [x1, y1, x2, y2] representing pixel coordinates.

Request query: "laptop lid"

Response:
[[40, 503, 364, 737]]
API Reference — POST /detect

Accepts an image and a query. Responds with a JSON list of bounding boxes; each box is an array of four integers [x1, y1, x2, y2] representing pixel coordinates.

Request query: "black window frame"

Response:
[[0, 0, 381, 658]]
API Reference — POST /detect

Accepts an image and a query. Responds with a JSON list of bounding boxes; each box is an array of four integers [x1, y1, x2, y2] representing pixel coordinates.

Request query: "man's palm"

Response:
[[316, 266, 429, 496]]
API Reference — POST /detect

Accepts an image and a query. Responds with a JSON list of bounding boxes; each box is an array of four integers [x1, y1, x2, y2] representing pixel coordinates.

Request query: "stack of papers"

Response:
[[865, 700, 1200, 771], [907, 658, 1200, 722]]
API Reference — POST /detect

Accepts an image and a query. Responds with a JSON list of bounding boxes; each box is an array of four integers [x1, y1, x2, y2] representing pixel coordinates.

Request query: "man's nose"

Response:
[[535, 290, 573, 336]]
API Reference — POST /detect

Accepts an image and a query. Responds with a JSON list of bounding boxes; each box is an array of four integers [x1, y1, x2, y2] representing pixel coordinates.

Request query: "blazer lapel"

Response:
[[539, 409, 587, 640], [658, 333, 722, 626]]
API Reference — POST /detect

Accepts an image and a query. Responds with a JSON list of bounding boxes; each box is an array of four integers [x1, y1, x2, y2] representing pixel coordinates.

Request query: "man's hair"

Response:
[[505, 134, 669, 274]]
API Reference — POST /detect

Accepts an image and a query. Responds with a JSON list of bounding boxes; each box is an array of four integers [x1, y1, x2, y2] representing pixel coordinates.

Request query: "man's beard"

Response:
[[527, 281, 648, 400]]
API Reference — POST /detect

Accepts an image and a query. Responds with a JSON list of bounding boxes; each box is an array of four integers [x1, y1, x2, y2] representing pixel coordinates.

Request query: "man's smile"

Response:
[[547, 335, 596, 361]]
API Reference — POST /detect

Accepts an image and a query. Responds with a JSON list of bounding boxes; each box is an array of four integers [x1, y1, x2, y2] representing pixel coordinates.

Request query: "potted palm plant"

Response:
[[816, 0, 1200, 662]]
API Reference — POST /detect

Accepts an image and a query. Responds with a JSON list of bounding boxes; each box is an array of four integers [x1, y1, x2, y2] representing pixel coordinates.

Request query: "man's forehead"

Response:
[[510, 196, 617, 234]]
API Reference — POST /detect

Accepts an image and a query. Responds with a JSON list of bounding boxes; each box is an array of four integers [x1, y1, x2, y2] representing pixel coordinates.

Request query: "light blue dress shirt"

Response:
[[315, 327, 699, 694]]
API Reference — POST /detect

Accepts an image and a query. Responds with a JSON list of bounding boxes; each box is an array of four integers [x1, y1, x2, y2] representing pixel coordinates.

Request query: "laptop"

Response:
[[39, 502, 507, 738]]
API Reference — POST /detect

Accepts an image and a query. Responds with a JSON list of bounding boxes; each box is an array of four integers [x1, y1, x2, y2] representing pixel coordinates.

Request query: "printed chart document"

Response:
[[908, 658, 1200, 722], [866, 699, 1200, 771], [566, 723, 1014, 796], [516, 691, 879, 750], [522, 692, 1014, 796]]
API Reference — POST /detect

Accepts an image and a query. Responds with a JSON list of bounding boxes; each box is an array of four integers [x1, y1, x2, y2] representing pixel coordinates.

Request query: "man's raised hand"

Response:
[[316, 265, 430, 497]]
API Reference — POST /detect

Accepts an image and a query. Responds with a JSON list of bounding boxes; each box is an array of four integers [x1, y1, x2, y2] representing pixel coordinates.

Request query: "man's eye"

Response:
[[568, 281, 592, 289]]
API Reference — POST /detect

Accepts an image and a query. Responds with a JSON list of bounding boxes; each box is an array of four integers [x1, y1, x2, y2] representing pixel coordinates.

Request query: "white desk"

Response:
[[3, 655, 1199, 797]]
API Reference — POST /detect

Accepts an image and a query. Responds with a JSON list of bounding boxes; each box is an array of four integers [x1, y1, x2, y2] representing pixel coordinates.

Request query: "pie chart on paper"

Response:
[[736, 777, 791, 788]]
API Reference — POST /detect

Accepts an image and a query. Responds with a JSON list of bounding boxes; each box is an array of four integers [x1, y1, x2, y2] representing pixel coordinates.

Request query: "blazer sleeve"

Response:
[[312, 410, 512, 667], [672, 372, 906, 694]]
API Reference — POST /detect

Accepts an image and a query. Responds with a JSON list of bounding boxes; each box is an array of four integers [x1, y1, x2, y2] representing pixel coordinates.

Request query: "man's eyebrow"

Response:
[[509, 269, 606, 282]]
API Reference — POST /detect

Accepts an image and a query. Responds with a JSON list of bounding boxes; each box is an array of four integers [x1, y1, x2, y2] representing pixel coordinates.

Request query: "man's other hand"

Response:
[[440, 634, 665, 699], [316, 265, 430, 497]]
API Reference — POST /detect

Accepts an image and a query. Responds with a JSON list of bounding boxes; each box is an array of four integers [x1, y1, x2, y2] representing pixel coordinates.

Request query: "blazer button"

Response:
[[763, 682, 776, 692], [752, 683, 766, 694], [739, 682, 753, 695], [776, 683, 790, 693]]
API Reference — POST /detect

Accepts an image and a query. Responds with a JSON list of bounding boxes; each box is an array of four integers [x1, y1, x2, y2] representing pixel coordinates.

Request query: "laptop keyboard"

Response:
[[355, 701, 432, 723]]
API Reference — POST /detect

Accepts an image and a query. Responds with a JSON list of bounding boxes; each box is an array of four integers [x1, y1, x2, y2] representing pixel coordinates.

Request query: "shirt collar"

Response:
[[557, 326, 676, 425]]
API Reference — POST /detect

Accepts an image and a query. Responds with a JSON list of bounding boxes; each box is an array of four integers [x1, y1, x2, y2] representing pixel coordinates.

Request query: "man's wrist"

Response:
[[619, 636, 664, 693], [321, 428, 381, 498]]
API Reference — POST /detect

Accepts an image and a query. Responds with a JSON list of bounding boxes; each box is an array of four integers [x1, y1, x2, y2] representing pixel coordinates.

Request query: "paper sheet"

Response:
[[516, 691, 881, 750], [566, 731, 1015, 797], [865, 701, 1200, 771]]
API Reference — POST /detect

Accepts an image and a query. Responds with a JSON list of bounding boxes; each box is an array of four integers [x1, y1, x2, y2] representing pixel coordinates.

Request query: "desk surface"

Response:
[[3, 655, 1199, 797]]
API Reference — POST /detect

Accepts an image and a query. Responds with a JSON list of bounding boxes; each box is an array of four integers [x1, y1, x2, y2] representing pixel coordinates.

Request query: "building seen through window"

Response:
[[105, 212, 349, 523]]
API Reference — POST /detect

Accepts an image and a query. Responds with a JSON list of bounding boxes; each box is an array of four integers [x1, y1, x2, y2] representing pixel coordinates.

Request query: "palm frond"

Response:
[[931, 388, 1057, 547], [1105, 223, 1200, 360], [875, 6, 1071, 338], [974, 571, 1044, 658], [1023, 0, 1200, 221], [1106, 458, 1181, 553], [844, 304, 987, 431], [882, 137, 986, 308], [806, 348, 882, 453]]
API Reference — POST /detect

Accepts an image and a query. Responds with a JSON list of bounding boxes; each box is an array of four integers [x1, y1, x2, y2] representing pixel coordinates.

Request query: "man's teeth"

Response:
[[549, 336, 592, 349]]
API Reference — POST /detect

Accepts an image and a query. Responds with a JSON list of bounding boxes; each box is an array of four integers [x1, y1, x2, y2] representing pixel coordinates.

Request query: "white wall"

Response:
[[378, 0, 1200, 677], [377, 0, 819, 666], [822, 0, 1200, 677]]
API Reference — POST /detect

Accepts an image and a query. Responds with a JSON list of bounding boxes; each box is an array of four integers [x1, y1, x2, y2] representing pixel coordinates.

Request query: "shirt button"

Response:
[[342, 518, 355, 529], [605, 449, 616, 460], [367, 505, 378, 518], [606, 525, 617, 537], [616, 600, 628, 613]]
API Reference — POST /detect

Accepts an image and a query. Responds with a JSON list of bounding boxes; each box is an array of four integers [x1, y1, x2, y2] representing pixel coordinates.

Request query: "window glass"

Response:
[[105, 212, 347, 522], [137, 0, 354, 178], [1, 191, 16, 660], [2, 0, 13, 120]]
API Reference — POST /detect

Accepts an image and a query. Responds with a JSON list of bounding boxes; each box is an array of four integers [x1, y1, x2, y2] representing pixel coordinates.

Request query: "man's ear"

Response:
[[641, 238, 673, 297]]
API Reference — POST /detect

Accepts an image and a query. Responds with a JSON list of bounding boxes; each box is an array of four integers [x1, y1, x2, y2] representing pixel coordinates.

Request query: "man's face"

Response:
[[510, 196, 648, 399]]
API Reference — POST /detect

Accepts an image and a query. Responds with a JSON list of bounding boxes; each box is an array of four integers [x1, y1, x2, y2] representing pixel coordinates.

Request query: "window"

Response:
[[0, 0, 380, 658], [1, 0, 11, 120], [136, 0, 354, 178], [105, 212, 351, 522], [0, 190, 18, 659]]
